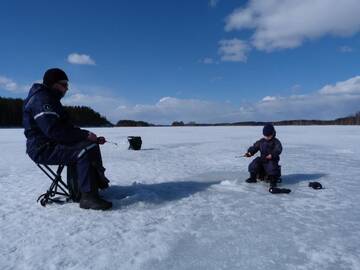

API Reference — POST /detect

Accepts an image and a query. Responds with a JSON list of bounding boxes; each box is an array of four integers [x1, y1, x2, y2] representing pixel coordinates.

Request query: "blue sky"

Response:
[[1, 0, 360, 124]]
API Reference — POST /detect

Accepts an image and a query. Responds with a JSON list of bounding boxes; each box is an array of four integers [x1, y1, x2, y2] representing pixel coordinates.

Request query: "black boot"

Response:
[[79, 192, 112, 210], [246, 173, 257, 183], [269, 176, 278, 188], [79, 179, 112, 210]]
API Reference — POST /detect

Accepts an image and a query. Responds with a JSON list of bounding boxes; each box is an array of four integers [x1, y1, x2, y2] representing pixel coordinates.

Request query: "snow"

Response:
[[0, 126, 360, 270]]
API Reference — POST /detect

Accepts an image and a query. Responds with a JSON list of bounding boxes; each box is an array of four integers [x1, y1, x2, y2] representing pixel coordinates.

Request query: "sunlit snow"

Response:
[[1, 126, 359, 270]]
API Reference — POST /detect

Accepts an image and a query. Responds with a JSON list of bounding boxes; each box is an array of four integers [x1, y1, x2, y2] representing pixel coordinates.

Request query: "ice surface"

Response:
[[0, 126, 359, 270]]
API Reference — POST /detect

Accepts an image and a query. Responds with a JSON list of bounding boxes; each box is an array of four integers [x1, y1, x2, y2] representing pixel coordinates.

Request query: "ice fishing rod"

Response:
[[106, 140, 119, 146], [105, 139, 130, 147], [96, 137, 121, 147], [235, 153, 252, 158]]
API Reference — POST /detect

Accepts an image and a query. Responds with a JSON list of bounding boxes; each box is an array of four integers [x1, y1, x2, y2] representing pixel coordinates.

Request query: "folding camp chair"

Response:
[[36, 164, 71, 206]]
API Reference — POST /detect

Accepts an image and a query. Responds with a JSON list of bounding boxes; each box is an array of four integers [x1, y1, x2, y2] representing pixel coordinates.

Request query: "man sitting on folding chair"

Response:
[[23, 68, 112, 210]]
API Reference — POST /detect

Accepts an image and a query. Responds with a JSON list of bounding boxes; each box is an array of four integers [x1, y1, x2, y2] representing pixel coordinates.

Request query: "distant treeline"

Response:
[[0, 97, 23, 127], [171, 112, 360, 126], [0, 96, 112, 127], [273, 115, 360, 125], [65, 106, 112, 127], [116, 120, 154, 127]]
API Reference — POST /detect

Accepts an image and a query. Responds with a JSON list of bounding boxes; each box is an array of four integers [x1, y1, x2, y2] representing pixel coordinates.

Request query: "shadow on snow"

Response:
[[101, 173, 326, 208], [103, 180, 220, 208], [281, 173, 327, 185]]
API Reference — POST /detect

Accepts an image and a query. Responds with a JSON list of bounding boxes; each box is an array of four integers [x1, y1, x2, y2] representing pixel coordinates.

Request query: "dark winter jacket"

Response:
[[23, 83, 89, 159], [247, 136, 282, 162]]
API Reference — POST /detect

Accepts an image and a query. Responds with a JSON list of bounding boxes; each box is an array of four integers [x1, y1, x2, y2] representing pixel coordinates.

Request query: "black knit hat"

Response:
[[263, 124, 275, 137], [43, 68, 68, 88]]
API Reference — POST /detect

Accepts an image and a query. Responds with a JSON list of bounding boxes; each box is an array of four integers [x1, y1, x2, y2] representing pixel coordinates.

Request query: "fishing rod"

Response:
[[106, 140, 119, 146], [235, 154, 248, 158]]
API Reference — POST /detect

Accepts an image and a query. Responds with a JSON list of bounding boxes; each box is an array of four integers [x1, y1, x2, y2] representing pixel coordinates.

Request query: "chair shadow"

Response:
[[102, 180, 220, 209], [281, 173, 327, 185], [140, 148, 160, 151]]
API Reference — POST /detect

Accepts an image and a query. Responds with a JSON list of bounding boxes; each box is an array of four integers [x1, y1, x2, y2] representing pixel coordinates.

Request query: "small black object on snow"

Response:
[[308, 181, 323, 190], [269, 187, 291, 194], [128, 136, 142, 150]]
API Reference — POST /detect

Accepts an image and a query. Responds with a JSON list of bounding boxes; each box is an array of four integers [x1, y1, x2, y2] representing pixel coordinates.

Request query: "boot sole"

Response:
[[79, 203, 112, 210]]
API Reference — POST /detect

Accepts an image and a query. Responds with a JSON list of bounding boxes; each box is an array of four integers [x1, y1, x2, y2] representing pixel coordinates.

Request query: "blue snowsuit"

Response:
[[23, 83, 108, 192], [247, 136, 282, 178]]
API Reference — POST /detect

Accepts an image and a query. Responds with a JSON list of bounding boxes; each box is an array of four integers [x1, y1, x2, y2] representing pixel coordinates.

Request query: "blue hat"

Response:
[[263, 124, 275, 137]]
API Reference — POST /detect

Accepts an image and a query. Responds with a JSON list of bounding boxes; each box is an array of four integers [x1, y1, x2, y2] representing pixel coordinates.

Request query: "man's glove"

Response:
[[97, 136, 106, 145], [244, 152, 252, 157]]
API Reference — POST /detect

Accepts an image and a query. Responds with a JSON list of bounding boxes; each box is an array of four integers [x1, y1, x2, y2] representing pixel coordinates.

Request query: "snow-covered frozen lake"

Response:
[[1, 126, 359, 270]]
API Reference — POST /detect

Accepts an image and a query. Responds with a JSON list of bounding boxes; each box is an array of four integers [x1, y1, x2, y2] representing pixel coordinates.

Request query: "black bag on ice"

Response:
[[128, 136, 142, 150], [269, 187, 291, 194], [309, 181, 323, 190]]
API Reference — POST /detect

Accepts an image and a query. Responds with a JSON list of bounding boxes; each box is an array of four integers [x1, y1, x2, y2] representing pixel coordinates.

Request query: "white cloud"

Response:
[[62, 83, 126, 122], [67, 53, 96, 65], [113, 97, 238, 124], [262, 96, 277, 102], [225, 0, 360, 51], [0, 75, 28, 92], [111, 94, 357, 124], [15, 75, 358, 124], [339, 46, 354, 53], [318, 76, 360, 95], [110, 75, 360, 123], [63, 93, 125, 122], [247, 76, 360, 120], [252, 93, 360, 120], [218, 39, 250, 62], [0, 76, 18, 91]]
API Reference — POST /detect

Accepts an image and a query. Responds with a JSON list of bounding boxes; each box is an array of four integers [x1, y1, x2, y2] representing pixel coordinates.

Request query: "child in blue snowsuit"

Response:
[[244, 124, 282, 188]]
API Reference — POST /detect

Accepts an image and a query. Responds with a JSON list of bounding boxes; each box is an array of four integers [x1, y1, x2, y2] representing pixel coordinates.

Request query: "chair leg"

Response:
[[36, 164, 71, 207]]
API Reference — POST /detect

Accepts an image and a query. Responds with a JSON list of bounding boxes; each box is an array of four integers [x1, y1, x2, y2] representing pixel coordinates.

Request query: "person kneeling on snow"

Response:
[[23, 68, 112, 210], [244, 124, 282, 188]]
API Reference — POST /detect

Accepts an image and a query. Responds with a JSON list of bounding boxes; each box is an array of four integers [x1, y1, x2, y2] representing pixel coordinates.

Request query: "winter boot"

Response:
[[246, 173, 257, 183], [269, 176, 278, 188], [79, 192, 112, 210], [79, 178, 112, 210]]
